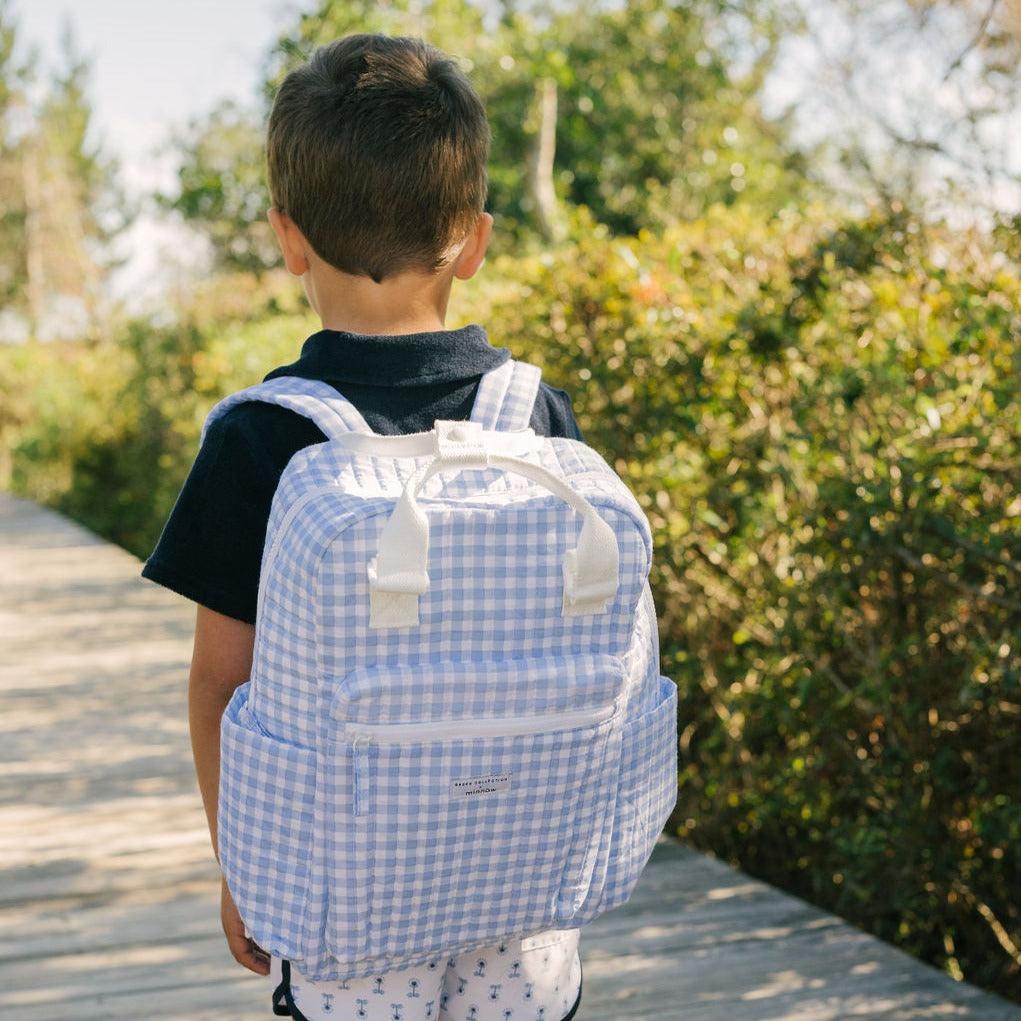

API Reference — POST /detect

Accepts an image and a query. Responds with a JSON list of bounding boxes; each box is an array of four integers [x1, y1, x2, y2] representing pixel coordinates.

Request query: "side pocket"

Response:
[[600, 675, 678, 913], [218, 682, 316, 961]]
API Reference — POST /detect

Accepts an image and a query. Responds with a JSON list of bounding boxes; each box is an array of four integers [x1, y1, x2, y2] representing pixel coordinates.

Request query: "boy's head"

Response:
[[266, 33, 491, 288]]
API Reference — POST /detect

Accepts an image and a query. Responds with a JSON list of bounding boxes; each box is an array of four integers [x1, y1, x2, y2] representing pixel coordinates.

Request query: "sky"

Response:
[[15, 0, 293, 307]]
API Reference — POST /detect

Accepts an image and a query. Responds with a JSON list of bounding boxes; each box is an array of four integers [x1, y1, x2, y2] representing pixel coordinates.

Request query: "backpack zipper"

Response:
[[344, 698, 618, 743]]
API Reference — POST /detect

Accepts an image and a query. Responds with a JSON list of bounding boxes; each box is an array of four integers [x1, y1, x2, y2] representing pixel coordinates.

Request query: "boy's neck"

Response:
[[306, 260, 455, 337], [317, 309, 448, 335]]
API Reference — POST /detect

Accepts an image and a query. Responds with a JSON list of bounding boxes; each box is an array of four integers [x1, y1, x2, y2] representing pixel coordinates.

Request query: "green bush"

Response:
[[0, 271, 315, 556], [461, 203, 1020, 999], [1, 202, 1018, 1000]]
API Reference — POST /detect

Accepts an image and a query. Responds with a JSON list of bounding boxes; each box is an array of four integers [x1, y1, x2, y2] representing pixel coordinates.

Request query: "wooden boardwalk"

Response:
[[2, 490, 1018, 1021]]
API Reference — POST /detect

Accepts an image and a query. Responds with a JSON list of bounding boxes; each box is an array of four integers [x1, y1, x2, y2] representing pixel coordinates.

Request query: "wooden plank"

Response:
[[2, 491, 1018, 1021]]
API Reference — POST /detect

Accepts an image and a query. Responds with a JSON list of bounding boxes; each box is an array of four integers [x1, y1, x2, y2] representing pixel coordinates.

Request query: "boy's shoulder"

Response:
[[530, 382, 585, 442], [199, 399, 329, 501], [205, 375, 585, 449], [142, 371, 585, 624], [192, 376, 585, 552], [203, 399, 327, 466]]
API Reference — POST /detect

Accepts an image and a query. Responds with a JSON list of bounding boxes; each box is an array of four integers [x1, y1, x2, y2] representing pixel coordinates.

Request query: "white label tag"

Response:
[[450, 772, 512, 800]]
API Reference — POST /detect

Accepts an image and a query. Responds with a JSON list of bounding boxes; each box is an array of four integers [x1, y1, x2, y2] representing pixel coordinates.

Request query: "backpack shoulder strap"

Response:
[[199, 376, 372, 447], [469, 358, 542, 431]]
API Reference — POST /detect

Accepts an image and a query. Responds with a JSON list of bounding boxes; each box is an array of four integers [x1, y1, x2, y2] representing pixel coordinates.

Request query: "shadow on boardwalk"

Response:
[[1, 492, 1017, 1020]]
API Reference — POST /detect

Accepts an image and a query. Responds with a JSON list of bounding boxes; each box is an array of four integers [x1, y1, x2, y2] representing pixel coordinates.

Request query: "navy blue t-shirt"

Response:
[[140, 323, 584, 624]]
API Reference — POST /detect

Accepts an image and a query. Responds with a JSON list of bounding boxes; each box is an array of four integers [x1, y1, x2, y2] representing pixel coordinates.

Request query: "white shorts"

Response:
[[269, 928, 583, 1021]]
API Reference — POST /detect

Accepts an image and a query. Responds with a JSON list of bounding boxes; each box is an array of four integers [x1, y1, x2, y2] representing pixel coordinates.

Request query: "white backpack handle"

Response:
[[367, 448, 620, 629]]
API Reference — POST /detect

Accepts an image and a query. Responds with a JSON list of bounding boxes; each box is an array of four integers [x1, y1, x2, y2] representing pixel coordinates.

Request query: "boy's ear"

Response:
[[453, 212, 493, 281], [267, 207, 311, 276]]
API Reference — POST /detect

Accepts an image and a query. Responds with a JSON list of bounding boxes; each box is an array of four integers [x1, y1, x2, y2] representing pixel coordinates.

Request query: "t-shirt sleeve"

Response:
[[139, 405, 322, 624], [530, 383, 586, 441]]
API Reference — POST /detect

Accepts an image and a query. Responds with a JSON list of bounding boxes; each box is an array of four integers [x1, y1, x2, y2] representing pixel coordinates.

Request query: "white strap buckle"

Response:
[[562, 551, 617, 616], [367, 558, 428, 628]]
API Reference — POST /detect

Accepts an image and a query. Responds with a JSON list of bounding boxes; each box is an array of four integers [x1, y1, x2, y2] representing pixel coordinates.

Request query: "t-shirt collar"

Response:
[[264, 322, 511, 388]]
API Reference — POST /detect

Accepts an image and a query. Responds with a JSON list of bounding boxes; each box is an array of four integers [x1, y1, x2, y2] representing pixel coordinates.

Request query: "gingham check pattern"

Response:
[[210, 359, 678, 982], [219, 684, 317, 960], [201, 376, 372, 445], [598, 673, 680, 913], [469, 359, 542, 430], [332, 653, 622, 724]]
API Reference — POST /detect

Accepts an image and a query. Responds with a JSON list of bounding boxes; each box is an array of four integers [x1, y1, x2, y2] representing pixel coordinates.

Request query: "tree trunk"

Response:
[[528, 76, 564, 242], [21, 133, 45, 338]]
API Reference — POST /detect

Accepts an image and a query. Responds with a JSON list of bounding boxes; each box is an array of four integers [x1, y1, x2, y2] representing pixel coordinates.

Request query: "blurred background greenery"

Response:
[[1, 0, 1019, 1004]]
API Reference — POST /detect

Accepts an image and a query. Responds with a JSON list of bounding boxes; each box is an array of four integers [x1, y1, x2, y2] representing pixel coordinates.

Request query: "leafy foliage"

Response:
[[0, 270, 310, 554], [459, 203, 1021, 998], [158, 100, 279, 274], [0, 8, 126, 337], [164, 0, 811, 263]]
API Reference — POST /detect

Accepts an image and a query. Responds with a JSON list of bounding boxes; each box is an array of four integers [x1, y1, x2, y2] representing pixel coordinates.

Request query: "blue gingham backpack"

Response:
[[205, 357, 678, 982]]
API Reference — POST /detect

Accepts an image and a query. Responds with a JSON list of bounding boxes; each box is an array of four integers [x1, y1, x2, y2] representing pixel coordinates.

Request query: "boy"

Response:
[[142, 33, 585, 1021]]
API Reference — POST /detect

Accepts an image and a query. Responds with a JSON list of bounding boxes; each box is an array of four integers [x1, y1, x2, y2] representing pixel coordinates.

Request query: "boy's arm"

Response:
[[188, 603, 252, 856], [188, 603, 269, 975]]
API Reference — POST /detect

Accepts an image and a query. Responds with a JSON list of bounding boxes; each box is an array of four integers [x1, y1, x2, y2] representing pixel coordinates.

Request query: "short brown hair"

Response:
[[266, 34, 490, 283]]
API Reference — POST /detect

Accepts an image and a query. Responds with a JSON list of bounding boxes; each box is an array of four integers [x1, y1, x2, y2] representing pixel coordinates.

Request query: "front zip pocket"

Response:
[[344, 699, 618, 747], [319, 654, 625, 963], [344, 699, 618, 818]]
